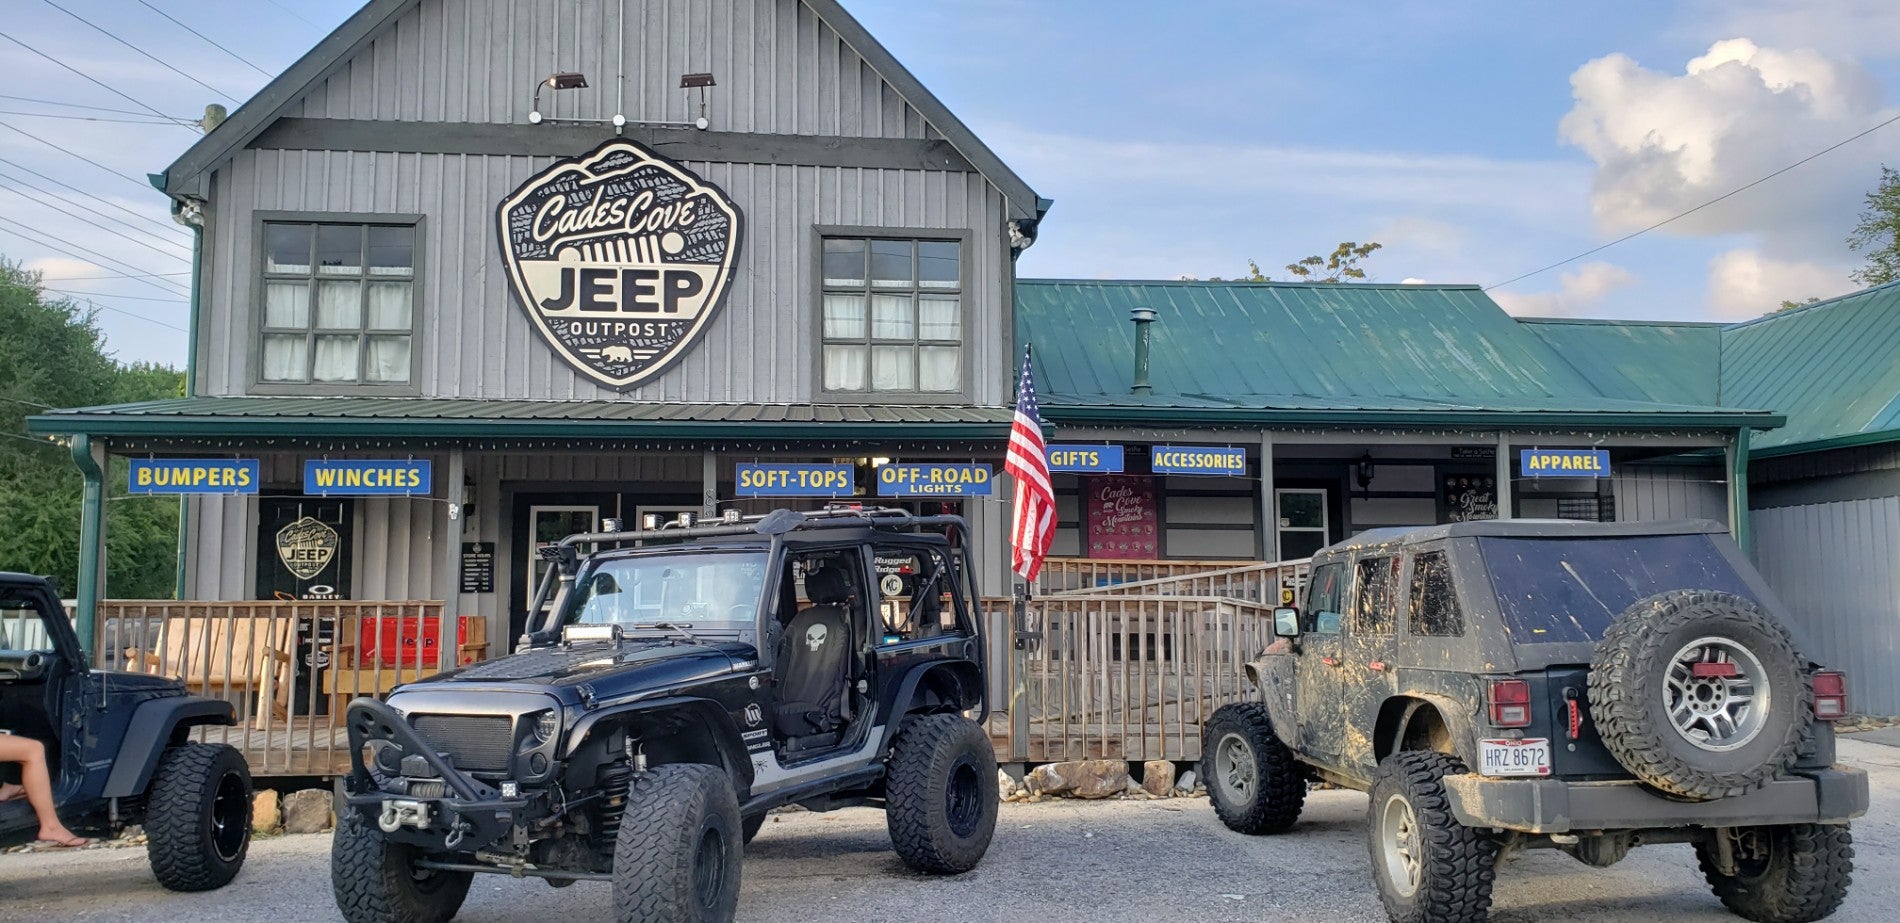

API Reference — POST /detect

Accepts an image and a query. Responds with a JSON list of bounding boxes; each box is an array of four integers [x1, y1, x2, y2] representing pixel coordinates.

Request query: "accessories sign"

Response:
[[497, 138, 744, 390], [1151, 445, 1248, 476]]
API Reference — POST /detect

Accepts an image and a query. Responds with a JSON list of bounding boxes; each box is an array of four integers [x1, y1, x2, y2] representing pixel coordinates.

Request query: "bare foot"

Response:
[[0, 783, 23, 802]]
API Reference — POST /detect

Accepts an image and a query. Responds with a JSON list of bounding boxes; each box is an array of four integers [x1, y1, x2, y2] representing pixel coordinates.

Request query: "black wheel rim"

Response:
[[692, 825, 728, 909], [209, 771, 248, 862], [945, 759, 982, 838]]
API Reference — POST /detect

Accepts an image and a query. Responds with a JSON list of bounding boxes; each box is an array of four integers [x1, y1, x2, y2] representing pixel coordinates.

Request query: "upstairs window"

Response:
[[820, 235, 962, 395], [259, 220, 417, 385]]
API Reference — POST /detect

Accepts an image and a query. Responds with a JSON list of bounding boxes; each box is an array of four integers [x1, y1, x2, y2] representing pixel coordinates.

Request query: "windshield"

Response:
[[1478, 534, 1759, 644], [562, 550, 768, 629]]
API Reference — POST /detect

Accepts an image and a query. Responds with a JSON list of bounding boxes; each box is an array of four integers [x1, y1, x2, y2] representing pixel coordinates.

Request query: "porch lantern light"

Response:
[[1356, 452, 1376, 496], [529, 71, 589, 124]]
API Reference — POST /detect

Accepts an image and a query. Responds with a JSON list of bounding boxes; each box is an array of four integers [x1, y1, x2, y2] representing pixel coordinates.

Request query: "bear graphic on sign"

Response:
[[496, 139, 745, 390]]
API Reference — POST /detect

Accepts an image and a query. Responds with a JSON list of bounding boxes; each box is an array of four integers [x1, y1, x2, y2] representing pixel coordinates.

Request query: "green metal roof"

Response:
[[26, 397, 1015, 441], [1518, 318, 1724, 406], [1016, 279, 1778, 430], [1719, 281, 1900, 456]]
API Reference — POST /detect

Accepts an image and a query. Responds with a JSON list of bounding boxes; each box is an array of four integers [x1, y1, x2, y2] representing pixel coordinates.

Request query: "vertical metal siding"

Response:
[[1753, 497, 1900, 715], [1614, 466, 1728, 525]]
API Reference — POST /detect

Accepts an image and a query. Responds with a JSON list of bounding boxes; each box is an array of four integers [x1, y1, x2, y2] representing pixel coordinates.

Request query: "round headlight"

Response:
[[533, 710, 559, 742]]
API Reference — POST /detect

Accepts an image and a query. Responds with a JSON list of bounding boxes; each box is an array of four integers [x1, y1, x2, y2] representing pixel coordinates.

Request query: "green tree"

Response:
[[1231, 241, 1384, 283], [1848, 165, 1900, 287], [0, 261, 184, 598]]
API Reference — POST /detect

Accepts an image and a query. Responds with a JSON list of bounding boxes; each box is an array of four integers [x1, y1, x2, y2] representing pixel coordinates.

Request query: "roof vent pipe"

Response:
[[1129, 306, 1156, 395]]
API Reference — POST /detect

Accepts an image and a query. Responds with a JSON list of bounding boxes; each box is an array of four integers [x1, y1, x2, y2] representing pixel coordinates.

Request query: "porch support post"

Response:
[[701, 451, 718, 517], [70, 434, 106, 653], [1258, 430, 1277, 561], [438, 449, 467, 672], [1495, 433, 1513, 520], [1728, 427, 1752, 555]]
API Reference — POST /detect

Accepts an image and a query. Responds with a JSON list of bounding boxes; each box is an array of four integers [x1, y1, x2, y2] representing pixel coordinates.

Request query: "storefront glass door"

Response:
[[524, 505, 599, 614], [1276, 488, 1329, 560]]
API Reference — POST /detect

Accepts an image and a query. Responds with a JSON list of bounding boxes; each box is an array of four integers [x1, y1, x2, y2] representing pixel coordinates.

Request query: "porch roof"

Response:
[[24, 396, 1018, 441]]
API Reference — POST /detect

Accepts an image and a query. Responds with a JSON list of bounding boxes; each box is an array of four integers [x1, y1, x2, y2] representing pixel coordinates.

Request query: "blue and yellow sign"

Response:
[[734, 463, 855, 497], [1046, 444, 1124, 474], [876, 463, 994, 497], [1520, 449, 1610, 478], [304, 459, 432, 495], [128, 458, 259, 494], [1151, 445, 1248, 476]]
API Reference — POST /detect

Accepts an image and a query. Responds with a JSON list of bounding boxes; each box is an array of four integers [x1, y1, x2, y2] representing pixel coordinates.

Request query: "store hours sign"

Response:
[[497, 139, 744, 390]]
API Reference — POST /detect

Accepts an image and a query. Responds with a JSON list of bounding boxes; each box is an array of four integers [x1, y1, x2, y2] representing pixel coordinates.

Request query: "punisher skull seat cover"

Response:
[[775, 565, 854, 738]]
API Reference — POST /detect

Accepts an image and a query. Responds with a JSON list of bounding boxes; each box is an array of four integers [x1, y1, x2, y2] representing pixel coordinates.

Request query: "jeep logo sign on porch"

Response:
[[497, 138, 744, 390]]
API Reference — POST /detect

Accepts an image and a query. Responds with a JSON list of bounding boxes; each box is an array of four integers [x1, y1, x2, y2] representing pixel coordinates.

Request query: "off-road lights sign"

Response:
[[498, 139, 744, 390]]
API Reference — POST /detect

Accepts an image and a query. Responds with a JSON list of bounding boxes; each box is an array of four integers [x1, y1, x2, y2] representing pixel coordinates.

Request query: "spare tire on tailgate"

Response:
[[1587, 590, 1809, 801]]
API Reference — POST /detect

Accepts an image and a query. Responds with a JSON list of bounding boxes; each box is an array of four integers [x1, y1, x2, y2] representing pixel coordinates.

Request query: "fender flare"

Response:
[[1382, 693, 1480, 769], [563, 696, 756, 794], [874, 659, 984, 752], [1244, 660, 1301, 752], [102, 696, 235, 798]]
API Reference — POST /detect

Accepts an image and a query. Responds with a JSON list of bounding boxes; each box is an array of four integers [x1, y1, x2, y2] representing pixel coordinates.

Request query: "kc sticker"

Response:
[[497, 139, 744, 389]]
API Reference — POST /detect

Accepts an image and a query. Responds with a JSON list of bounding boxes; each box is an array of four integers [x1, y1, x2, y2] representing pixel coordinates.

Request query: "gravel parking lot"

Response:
[[6, 738, 1897, 923]]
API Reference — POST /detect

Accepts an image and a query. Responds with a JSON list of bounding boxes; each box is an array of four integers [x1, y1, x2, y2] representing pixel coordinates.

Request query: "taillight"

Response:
[[1487, 678, 1532, 728], [1812, 671, 1848, 721]]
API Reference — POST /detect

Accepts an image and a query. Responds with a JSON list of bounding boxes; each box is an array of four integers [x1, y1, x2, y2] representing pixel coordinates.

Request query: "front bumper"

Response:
[[342, 698, 538, 851], [1441, 767, 1869, 834]]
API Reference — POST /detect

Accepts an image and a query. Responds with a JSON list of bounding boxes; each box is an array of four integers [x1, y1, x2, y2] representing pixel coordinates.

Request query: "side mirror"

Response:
[[1273, 607, 1300, 638]]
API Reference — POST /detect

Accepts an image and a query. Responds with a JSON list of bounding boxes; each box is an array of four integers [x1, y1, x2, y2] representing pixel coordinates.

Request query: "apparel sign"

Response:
[[1519, 449, 1611, 478], [497, 138, 744, 390], [1151, 445, 1248, 476], [127, 458, 259, 494], [303, 459, 432, 496], [734, 464, 855, 497], [1046, 444, 1124, 474]]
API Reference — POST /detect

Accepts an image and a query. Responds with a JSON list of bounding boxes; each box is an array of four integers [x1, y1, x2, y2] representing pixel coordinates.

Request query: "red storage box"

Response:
[[358, 616, 477, 668]]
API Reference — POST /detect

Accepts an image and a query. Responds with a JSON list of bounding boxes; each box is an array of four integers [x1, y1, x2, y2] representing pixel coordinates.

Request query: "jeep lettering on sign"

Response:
[[497, 139, 744, 389]]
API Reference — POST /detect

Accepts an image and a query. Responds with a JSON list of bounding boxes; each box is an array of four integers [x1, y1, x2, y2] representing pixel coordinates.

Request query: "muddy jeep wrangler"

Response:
[[1204, 520, 1866, 923], [334, 507, 996, 923], [0, 573, 253, 889]]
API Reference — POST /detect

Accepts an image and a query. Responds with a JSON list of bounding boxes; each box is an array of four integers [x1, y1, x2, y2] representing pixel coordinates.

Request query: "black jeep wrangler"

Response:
[[334, 507, 997, 923], [1203, 520, 1867, 923], [0, 573, 253, 889]]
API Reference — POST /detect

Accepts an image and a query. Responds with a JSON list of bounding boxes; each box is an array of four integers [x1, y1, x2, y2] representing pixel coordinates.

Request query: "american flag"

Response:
[[1004, 344, 1054, 584]]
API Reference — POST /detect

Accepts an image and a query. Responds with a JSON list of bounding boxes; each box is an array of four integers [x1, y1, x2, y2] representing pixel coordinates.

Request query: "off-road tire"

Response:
[[1203, 702, 1305, 835], [1695, 824, 1854, 923], [331, 813, 472, 923], [611, 763, 742, 923], [885, 714, 998, 874], [145, 743, 252, 892], [741, 813, 765, 845], [1366, 752, 1499, 923], [1590, 591, 1809, 801]]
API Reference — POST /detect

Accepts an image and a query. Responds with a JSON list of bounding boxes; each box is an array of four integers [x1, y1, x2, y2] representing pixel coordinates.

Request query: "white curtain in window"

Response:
[[313, 335, 359, 381], [870, 294, 914, 340], [822, 294, 866, 339], [264, 281, 309, 329], [918, 295, 959, 340], [824, 345, 866, 391], [365, 336, 410, 382], [366, 282, 411, 330], [261, 335, 308, 381], [871, 345, 914, 391], [919, 346, 960, 392], [316, 281, 362, 329]]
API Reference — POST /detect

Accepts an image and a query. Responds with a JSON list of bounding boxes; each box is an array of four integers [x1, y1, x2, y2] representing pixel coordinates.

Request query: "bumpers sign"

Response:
[[497, 139, 744, 390]]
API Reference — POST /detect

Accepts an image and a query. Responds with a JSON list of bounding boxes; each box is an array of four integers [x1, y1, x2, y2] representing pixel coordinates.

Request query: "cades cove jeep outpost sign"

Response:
[[498, 138, 744, 389]]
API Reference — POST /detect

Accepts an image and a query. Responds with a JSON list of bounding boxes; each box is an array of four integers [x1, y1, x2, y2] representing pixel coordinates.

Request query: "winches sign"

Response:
[[497, 138, 744, 389]]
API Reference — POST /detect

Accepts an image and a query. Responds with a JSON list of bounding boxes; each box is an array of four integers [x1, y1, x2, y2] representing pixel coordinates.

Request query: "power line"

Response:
[[44, 287, 186, 303], [0, 166, 189, 253], [261, 0, 325, 30], [134, 1, 274, 79], [0, 121, 161, 191], [0, 182, 192, 263], [0, 32, 198, 131], [36, 269, 190, 283], [1487, 111, 1900, 292], [39, 0, 241, 104], [0, 108, 182, 125], [0, 155, 181, 238], [56, 294, 188, 333], [0, 93, 191, 120], [0, 218, 192, 298]]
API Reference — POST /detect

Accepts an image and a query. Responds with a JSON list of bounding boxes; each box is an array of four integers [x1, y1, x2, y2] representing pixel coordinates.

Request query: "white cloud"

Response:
[[1492, 262, 1638, 317], [1704, 249, 1854, 318], [1691, 0, 1900, 62]]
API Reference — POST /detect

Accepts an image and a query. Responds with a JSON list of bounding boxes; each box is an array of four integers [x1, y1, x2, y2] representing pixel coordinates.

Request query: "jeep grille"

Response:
[[410, 715, 513, 773]]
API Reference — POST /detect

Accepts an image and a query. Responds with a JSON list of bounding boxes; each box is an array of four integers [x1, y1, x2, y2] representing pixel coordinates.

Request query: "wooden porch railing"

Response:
[[1035, 557, 1257, 595], [1050, 559, 1313, 606]]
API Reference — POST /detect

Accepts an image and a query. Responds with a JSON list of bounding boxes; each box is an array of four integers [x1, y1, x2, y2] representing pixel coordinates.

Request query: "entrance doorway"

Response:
[[1275, 488, 1329, 560], [523, 504, 600, 622]]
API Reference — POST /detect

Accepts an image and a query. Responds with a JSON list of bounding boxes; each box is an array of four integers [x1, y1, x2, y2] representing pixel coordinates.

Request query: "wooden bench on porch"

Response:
[[111, 609, 298, 723]]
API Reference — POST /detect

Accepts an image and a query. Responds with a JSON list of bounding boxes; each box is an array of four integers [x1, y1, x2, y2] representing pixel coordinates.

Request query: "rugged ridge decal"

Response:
[[497, 138, 744, 389]]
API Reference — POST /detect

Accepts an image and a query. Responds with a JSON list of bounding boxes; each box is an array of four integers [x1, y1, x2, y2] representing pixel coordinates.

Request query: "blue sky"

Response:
[[4, 0, 1898, 368]]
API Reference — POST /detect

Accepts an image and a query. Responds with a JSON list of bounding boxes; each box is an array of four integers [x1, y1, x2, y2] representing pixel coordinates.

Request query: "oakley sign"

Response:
[[497, 139, 744, 389]]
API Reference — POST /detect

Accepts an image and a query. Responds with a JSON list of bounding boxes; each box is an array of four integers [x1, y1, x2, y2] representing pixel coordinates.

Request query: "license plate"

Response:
[[1478, 738, 1551, 776]]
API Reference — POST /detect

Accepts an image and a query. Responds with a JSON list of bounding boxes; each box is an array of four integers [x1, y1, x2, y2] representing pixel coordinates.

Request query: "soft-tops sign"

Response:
[[497, 138, 744, 390]]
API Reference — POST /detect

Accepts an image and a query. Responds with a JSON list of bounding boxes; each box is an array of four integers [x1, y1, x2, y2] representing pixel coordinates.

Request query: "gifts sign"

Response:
[[497, 138, 744, 390], [1086, 475, 1158, 560]]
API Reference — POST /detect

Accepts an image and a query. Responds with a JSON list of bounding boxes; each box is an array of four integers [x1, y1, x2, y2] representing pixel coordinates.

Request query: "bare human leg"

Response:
[[0, 734, 89, 846]]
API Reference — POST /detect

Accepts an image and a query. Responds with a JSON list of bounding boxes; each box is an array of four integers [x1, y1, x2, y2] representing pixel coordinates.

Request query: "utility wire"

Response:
[[39, 0, 241, 104], [0, 121, 162, 191], [44, 288, 185, 303], [0, 166, 189, 253], [0, 155, 182, 238], [0, 93, 182, 119], [35, 269, 190, 283], [57, 295, 188, 333], [261, 0, 325, 30], [1487, 111, 1900, 292], [134, 1, 274, 78], [0, 183, 192, 263], [0, 219, 192, 298], [0, 108, 182, 125], [0, 32, 198, 131]]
